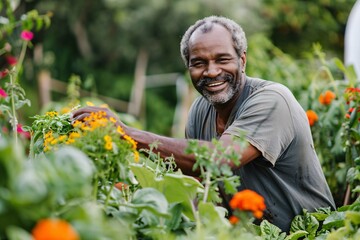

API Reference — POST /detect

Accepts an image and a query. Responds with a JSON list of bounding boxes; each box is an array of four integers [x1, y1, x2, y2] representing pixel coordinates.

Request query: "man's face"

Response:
[[188, 24, 245, 105]]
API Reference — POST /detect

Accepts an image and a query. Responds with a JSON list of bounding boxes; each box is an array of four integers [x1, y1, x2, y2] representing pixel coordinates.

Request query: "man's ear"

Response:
[[241, 51, 247, 68]]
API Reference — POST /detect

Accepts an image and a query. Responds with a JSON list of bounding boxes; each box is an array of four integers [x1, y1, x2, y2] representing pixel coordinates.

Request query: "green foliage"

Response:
[[261, 0, 356, 58], [185, 136, 246, 204]]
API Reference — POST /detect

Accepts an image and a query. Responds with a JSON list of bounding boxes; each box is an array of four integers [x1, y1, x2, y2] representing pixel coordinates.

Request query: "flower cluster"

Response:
[[41, 110, 139, 162], [229, 189, 266, 223]]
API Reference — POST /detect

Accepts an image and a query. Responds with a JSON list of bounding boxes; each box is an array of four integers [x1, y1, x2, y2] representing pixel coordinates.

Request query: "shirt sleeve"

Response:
[[225, 87, 295, 166]]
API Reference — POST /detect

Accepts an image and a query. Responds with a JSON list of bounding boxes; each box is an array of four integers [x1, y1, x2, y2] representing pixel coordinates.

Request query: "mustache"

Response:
[[196, 74, 233, 88]]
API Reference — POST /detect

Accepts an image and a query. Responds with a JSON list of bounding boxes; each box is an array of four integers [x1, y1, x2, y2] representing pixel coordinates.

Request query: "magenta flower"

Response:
[[17, 123, 31, 139], [6, 55, 17, 66], [0, 88, 8, 98], [20, 30, 34, 41]]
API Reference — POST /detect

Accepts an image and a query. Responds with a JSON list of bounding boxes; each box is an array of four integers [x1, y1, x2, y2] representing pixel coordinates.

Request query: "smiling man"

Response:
[[72, 16, 336, 232]]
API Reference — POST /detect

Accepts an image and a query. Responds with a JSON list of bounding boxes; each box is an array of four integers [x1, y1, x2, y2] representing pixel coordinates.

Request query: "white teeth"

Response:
[[208, 82, 224, 87]]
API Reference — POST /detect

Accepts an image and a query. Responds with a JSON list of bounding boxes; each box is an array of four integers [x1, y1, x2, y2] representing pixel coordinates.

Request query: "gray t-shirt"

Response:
[[185, 76, 335, 232]]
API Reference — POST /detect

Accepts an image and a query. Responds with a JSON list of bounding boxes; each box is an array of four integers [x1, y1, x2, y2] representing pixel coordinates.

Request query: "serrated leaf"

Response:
[[260, 220, 285, 240]]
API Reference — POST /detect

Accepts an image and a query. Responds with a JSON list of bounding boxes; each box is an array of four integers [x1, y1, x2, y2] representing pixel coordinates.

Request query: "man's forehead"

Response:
[[189, 23, 231, 44]]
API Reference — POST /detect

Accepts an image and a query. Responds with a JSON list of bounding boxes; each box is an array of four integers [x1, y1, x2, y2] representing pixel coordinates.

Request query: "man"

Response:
[[72, 16, 335, 232]]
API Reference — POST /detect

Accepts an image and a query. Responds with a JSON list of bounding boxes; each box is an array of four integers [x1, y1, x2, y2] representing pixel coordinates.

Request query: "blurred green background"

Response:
[[2, 0, 357, 136]]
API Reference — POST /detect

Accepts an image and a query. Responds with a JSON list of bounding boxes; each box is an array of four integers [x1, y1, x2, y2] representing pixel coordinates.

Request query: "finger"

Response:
[[71, 106, 104, 119], [71, 113, 90, 123]]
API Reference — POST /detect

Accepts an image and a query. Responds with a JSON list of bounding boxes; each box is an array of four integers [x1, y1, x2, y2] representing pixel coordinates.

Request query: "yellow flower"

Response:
[[109, 117, 117, 123], [58, 135, 67, 142], [105, 141, 113, 151], [86, 101, 95, 106], [104, 135, 112, 142], [134, 151, 140, 162], [72, 120, 82, 128], [45, 111, 58, 117], [123, 135, 137, 150], [66, 138, 75, 144], [69, 132, 81, 139], [116, 126, 125, 135]]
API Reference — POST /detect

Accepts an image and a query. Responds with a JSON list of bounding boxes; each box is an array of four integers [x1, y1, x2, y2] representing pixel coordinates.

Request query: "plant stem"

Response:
[[203, 170, 211, 203], [104, 183, 115, 208], [9, 74, 18, 144], [13, 41, 27, 83]]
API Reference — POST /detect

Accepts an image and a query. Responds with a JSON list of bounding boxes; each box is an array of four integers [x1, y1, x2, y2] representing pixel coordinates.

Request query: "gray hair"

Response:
[[180, 16, 247, 67]]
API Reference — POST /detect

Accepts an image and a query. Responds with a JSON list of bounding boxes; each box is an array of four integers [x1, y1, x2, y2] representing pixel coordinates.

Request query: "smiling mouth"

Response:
[[207, 81, 225, 87], [204, 81, 227, 92]]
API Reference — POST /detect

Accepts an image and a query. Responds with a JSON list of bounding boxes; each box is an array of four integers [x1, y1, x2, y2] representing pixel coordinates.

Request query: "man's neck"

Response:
[[214, 75, 246, 134]]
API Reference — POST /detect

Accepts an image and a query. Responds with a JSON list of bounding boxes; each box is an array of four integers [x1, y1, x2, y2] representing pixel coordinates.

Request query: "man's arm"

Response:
[[72, 106, 261, 177]]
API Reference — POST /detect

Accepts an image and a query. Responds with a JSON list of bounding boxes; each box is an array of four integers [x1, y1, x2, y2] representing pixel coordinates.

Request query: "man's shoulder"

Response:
[[246, 77, 292, 98]]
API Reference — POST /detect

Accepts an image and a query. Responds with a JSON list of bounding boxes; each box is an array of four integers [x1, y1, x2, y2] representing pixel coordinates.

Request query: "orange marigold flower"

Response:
[[318, 90, 336, 105], [32, 218, 80, 240], [229, 215, 239, 225], [114, 182, 129, 191], [230, 189, 266, 219], [306, 110, 318, 127]]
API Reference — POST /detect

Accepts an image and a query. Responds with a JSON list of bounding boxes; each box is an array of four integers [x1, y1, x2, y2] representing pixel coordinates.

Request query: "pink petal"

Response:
[[20, 30, 34, 41]]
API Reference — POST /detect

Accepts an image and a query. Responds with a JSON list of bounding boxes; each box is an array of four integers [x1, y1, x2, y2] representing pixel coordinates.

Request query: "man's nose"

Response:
[[204, 63, 221, 77]]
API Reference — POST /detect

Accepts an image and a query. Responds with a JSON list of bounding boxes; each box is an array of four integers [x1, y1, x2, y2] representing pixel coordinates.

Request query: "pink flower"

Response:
[[0, 88, 8, 98], [17, 124, 31, 139], [0, 69, 8, 79], [6, 55, 17, 66], [20, 30, 34, 41]]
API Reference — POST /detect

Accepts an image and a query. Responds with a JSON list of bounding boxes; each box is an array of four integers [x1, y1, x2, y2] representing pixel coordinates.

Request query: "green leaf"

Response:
[[9, 165, 47, 205], [130, 163, 203, 220], [165, 203, 183, 230], [322, 211, 346, 230], [290, 210, 319, 239], [260, 220, 286, 240], [346, 211, 360, 225], [198, 202, 230, 227], [6, 226, 32, 240], [130, 188, 169, 217], [285, 230, 308, 240]]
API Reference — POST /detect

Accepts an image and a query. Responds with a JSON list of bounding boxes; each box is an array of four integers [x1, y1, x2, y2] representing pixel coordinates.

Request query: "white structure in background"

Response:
[[345, 0, 360, 79]]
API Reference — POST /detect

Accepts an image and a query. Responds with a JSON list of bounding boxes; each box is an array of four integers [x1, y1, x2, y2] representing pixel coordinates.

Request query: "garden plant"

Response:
[[1, 4, 360, 240]]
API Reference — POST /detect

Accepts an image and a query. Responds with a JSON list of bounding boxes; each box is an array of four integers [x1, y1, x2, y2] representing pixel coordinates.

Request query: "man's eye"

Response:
[[218, 58, 230, 63], [191, 62, 205, 67]]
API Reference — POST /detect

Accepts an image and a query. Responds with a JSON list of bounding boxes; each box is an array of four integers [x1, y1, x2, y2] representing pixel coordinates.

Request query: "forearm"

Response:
[[124, 125, 199, 176]]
